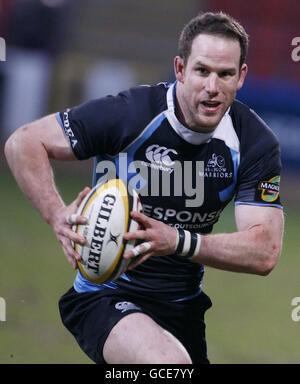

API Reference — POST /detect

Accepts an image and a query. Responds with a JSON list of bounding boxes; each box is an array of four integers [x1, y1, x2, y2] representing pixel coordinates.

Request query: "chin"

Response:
[[190, 124, 216, 133], [192, 106, 225, 129], [194, 116, 222, 132]]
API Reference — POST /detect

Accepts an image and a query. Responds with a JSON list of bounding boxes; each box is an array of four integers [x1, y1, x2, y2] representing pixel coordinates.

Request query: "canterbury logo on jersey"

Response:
[[145, 144, 178, 167]]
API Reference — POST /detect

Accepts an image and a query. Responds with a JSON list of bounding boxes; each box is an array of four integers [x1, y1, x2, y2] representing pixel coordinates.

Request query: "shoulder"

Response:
[[58, 82, 170, 159], [230, 99, 280, 154], [69, 82, 169, 122], [119, 82, 169, 112]]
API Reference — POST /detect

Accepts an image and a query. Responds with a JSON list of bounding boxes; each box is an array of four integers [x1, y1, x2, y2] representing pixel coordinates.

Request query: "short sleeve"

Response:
[[234, 108, 282, 209], [56, 85, 166, 160], [57, 91, 134, 160]]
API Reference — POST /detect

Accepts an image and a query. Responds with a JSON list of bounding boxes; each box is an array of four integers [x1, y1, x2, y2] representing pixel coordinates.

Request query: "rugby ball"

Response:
[[72, 179, 142, 284]]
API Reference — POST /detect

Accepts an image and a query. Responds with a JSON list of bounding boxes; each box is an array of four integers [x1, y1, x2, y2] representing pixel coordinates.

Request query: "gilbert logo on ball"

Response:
[[73, 179, 142, 284]]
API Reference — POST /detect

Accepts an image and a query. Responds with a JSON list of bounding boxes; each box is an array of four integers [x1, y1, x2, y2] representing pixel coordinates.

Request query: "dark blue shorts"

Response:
[[58, 287, 212, 364]]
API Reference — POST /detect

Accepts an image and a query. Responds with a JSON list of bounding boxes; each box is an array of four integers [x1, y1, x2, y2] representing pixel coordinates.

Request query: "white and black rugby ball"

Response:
[[72, 179, 142, 284]]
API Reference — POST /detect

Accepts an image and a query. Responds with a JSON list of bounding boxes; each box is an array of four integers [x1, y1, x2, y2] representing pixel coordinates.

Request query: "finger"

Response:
[[66, 213, 88, 225], [130, 211, 154, 228], [76, 215, 89, 225], [131, 242, 152, 257], [123, 241, 153, 259], [123, 229, 148, 242], [66, 213, 79, 225], [67, 253, 78, 269], [69, 248, 81, 264], [66, 187, 91, 224], [65, 253, 77, 269], [75, 187, 91, 207], [60, 226, 86, 245], [60, 238, 80, 269]]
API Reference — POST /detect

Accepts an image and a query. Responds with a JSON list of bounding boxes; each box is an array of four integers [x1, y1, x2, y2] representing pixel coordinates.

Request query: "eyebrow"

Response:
[[194, 61, 237, 73]]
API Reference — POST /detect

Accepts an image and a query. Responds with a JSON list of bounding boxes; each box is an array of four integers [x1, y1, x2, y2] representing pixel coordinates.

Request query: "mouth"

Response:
[[200, 100, 222, 113]]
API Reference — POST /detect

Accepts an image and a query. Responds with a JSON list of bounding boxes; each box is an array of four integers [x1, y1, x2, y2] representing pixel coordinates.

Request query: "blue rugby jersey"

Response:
[[57, 82, 282, 301]]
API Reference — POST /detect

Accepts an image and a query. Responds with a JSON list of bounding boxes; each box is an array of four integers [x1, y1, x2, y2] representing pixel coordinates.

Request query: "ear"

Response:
[[237, 63, 248, 91], [174, 56, 185, 83]]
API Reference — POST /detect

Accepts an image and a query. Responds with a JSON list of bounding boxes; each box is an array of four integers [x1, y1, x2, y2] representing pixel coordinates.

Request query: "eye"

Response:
[[196, 67, 209, 75], [219, 71, 233, 78]]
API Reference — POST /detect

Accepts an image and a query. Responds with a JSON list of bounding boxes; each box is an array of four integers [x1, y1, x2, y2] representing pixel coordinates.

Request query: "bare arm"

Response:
[[4, 114, 90, 268], [123, 205, 284, 276], [5, 114, 75, 222], [192, 205, 284, 275]]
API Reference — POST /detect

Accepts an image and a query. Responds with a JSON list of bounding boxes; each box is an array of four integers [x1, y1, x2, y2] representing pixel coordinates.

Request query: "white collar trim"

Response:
[[165, 82, 232, 146]]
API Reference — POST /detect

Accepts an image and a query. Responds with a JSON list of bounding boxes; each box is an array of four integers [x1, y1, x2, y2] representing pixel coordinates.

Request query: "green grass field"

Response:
[[0, 161, 299, 364]]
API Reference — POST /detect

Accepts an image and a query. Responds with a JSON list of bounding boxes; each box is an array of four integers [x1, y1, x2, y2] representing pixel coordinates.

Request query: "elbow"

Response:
[[252, 225, 282, 276], [4, 125, 29, 163], [4, 132, 12, 155], [4, 131, 16, 164], [256, 258, 277, 276], [256, 245, 281, 276], [5, 127, 20, 155]]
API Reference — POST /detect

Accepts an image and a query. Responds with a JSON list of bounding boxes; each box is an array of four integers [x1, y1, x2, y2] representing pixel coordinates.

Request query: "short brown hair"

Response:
[[178, 12, 249, 68]]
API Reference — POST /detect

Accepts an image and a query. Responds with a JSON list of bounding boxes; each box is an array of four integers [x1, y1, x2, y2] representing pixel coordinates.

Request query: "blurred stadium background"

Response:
[[0, 0, 299, 364]]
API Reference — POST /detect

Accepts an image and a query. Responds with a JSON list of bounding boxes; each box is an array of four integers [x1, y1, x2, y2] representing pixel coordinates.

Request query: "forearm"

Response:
[[193, 225, 281, 275], [5, 126, 65, 225], [118, 204, 284, 275]]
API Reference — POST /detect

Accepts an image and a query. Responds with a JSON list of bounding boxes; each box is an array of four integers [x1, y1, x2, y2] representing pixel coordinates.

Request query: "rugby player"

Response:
[[5, 12, 284, 364]]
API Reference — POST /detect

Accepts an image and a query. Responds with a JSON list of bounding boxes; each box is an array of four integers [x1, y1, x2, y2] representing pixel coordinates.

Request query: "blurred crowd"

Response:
[[0, 0, 72, 139], [0, 0, 299, 169], [0, 0, 195, 140]]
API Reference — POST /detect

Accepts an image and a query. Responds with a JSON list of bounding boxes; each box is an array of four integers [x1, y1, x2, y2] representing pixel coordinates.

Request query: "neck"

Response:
[[174, 83, 190, 127]]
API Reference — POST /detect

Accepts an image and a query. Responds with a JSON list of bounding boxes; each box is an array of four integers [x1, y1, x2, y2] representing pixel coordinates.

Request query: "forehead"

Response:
[[187, 33, 241, 70]]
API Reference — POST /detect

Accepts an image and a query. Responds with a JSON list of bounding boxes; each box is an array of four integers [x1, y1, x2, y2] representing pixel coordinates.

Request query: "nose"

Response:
[[205, 73, 219, 95]]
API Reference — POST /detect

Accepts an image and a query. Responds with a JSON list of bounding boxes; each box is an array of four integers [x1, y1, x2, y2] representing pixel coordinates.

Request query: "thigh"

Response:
[[103, 312, 192, 364], [170, 292, 212, 364], [59, 288, 191, 364], [137, 291, 212, 364]]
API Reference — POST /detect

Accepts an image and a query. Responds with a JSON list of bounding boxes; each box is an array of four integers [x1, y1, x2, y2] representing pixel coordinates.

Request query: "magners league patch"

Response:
[[257, 175, 280, 203]]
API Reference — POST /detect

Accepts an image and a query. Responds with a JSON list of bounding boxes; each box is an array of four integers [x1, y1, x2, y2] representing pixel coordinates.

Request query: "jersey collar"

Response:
[[166, 82, 230, 146]]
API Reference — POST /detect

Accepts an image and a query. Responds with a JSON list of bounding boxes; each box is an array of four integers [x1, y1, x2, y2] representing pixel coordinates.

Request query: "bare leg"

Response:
[[103, 312, 192, 364]]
